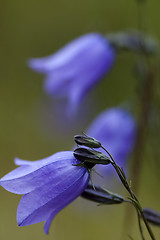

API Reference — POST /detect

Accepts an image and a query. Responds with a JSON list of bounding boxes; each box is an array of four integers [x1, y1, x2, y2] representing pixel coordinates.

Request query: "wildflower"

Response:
[[28, 33, 115, 113], [0, 151, 90, 234], [86, 108, 137, 177]]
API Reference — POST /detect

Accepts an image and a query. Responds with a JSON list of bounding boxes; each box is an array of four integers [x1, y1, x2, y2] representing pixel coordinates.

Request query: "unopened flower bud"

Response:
[[143, 208, 160, 226], [74, 147, 111, 167], [74, 134, 101, 148], [81, 184, 124, 204]]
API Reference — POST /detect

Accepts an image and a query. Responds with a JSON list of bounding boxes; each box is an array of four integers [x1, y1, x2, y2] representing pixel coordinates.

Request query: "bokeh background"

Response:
[[0, 0, 160, 239]]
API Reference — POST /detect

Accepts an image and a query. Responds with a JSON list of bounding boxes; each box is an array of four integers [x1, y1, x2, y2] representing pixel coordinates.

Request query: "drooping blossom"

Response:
[[86, 107, 137, 177], [0, 151, 90, 234], [28, 33, 115, 113]]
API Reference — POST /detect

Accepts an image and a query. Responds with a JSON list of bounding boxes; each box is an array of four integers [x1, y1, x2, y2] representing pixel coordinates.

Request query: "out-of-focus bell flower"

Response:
[[28, 33, 115, 113], [86, 107, 137, 178]]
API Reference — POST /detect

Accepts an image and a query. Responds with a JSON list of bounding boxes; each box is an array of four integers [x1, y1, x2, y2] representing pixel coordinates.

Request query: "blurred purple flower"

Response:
[[28, 33, 115, 113], [86, 107, 137, 177], [0, 151, 89, 234]]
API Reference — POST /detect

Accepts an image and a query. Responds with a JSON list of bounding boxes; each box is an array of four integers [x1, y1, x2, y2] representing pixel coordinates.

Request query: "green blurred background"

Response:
[[0, 0, 160, 239]]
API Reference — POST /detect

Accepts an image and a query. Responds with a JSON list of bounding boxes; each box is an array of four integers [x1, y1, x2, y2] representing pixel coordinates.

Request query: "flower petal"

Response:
[[0, 151, 77, 194], [44, 170, 89, 234], [43, 211, 57, 234], [28, 34, 106, 73], [14, 158, 35, 166], [17, 169, 89, 232], [28, 33, 116, 114], [43, 71, 73, 97]]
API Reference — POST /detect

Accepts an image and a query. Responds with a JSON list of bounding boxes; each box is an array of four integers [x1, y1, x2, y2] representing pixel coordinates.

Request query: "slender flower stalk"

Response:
[[120, 1, 158, 237], [100, 144, 156, 240]]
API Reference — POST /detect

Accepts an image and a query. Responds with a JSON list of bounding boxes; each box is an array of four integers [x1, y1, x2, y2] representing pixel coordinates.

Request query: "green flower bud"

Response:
[[74, 135, 101, 148], [74, 147, 111, 167], [81, 184, 124, 204]]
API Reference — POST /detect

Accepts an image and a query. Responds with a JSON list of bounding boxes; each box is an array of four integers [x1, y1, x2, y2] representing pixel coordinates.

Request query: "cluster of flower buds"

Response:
[[74, 134, 160, 234], [74, 135, 111, 169]]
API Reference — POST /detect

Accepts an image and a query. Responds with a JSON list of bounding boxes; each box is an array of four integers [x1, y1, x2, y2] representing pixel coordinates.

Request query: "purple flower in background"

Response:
[[0, 151, 89, 234], [86, 108, 137, 177], [28, 33, 115, 113]]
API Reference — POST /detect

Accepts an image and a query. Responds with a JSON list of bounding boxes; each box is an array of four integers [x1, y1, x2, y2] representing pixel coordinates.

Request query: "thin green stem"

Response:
[[101, 145, 156, 240], [137, 211, 145, 240], [128, 199, 146, 240]]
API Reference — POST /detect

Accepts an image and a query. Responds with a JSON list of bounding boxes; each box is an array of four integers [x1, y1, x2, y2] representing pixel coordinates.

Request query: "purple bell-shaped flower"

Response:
[[28, 33, 115, 113]]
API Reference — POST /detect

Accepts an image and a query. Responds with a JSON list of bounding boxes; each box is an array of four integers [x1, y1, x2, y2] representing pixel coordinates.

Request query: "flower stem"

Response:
[[101, 145, 156, 240]]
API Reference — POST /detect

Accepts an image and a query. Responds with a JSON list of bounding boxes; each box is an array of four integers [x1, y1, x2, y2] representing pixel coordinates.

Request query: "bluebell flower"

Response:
[[28, 33, 115, 113], [86, 108, 137, 177], [0, 151, 90, 234]]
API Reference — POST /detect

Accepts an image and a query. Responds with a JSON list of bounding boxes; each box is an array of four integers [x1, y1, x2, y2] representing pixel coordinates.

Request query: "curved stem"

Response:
[[137, 211, 145, 240], [101, 145, 156, 240], [126, 199, 145, 240]]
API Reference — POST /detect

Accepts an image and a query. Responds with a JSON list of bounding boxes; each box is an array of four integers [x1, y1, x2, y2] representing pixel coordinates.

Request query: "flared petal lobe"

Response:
[[0, 151, 77, 194], [0, 151, 89, 234], [28, 33, 115, 113]]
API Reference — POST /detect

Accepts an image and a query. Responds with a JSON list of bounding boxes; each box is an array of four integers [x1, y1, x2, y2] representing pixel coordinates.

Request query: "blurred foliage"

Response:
[[0, 0, 160, 239]]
